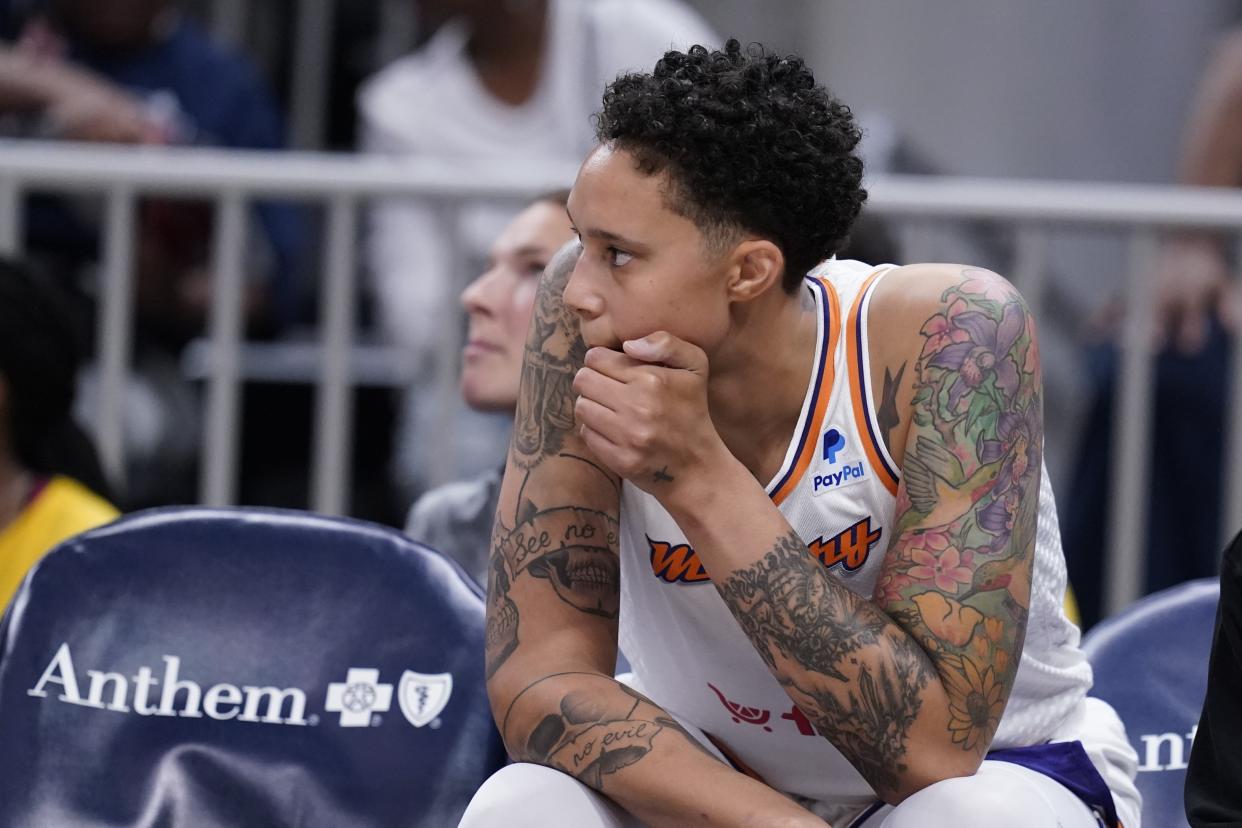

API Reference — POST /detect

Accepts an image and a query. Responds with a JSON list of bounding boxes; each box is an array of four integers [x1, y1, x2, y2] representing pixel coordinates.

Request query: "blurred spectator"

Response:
[[0, 258, 117, 610], [1152, 28, 1242, 354], [358, 0, 717, 498], [0, 0, 307, 506], [406, 190, 572, 583], [1063, 29, 1242, 628], [0, 0, 305, 334]]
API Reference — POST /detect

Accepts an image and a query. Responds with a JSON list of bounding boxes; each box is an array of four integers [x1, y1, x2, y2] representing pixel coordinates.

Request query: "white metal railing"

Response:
[[1, 139, 1241, 618]]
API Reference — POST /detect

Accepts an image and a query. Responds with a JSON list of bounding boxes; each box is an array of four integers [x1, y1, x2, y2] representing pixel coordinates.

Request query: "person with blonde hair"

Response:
[[406, 191, 573, 584]]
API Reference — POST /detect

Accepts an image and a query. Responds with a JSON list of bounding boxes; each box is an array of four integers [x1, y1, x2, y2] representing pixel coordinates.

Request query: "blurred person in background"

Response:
[[358, 0, 717, 501], [406, 189, 573, 584], [1063, 28, 1242, 628], [0, 258, 117, 611], [0, 0, 306, 506]]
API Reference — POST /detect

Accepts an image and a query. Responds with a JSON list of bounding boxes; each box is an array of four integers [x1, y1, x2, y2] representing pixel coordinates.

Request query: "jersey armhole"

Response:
[[844, 266, 901, 495]]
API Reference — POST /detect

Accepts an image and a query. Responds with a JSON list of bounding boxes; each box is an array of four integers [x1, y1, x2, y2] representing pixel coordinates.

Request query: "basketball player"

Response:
[[462, 40, 1140, 827]]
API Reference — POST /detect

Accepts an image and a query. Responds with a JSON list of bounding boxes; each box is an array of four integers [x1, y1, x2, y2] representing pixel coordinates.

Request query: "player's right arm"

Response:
[[484, 243, 825, 828]]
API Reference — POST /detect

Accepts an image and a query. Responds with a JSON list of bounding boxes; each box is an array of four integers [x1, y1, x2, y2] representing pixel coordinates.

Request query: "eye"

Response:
[[608, 247, 633, 268], [526, 260, 547, 278]]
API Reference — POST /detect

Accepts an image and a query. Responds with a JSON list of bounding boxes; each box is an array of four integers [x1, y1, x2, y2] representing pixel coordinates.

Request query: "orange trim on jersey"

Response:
[[770, 278, 841, 506], [846, 269, 901, 497], [703, 732, 769, 785]]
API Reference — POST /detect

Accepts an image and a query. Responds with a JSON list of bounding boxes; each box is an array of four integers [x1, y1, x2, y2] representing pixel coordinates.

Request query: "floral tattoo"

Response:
[[879, 268, 1041, 755]]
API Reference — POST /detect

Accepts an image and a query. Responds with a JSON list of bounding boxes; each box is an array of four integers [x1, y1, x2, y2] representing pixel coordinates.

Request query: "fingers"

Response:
[[623, 331, 708, 375], [1154, 242, 1233, 354], [572, 363, 626, 409], [583, 346, 647, 381], [573, 394, 627, 444], [579, 423, 633, 478]]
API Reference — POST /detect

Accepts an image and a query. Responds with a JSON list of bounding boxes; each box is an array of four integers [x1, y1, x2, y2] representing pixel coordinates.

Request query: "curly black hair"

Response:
[[595, 39, 867, 292]]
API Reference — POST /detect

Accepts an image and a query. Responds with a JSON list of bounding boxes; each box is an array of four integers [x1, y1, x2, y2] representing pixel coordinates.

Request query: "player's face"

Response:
[[460, 200, 574, 411], [564, 145, 733, 354]]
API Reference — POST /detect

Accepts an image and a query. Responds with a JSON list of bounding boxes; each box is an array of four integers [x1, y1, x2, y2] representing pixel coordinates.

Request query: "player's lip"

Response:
[[582, 333, 623, 350], [585, 341, 624, 352], [463, 339, 504, 357]]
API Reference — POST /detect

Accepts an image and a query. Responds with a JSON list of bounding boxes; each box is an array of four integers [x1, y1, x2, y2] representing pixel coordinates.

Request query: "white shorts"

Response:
[[460, 758, 1112, 827], [461, 695, 1140, 827]]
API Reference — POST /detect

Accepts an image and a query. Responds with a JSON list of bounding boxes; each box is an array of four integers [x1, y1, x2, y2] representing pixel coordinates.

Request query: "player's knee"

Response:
[[460, 764, 563, 826], [458, 762, 612, 828], [882, 772, 1015, 827]]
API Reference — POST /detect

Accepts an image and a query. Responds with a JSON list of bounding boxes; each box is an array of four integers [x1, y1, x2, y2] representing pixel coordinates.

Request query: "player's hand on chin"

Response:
[[572, 330, 733, 503]]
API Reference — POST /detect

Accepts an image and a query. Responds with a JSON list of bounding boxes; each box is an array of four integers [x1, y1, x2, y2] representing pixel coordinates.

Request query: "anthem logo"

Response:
[[26, 643, 454, 730], [28, 642, 309, 725]]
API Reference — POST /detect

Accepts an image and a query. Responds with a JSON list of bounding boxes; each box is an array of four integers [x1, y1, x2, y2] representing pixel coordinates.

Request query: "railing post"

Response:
[[1104, 230, 1160, 616], [290, 0, 334, 150], [97, 187, 137, 493], [200, 191, 248, 507], [311, 195, 358, 516], [1012, 226, 1048, 321], [428, 201, 465, 489], [0, 178, 22, 256]]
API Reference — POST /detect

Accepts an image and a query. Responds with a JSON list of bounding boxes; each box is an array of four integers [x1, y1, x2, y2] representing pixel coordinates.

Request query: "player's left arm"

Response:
[[869, 263, 1040, 766], [572, 265, 1039, 804]]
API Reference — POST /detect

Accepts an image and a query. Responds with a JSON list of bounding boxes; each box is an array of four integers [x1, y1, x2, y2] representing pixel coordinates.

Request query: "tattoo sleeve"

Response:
[[503, 673, 722, 791], [709, 267, 1041, 801], [718, 531, 933, 795], [510, 244, 588, 471], [876, 267, 1040, 754], [485, 243, 622, 680]]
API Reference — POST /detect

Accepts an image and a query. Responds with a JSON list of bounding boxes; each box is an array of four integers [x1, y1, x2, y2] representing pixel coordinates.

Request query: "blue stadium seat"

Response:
[[0, 507, 506, 827], [1082, 577, 1220, 828]]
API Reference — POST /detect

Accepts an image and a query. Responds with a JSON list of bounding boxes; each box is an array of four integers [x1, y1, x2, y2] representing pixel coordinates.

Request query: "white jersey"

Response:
[[617, 260, 1106, 808]]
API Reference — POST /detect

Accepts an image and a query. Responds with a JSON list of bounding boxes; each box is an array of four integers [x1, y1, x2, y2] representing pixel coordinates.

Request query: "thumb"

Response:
[[623, 331, 707, 374]]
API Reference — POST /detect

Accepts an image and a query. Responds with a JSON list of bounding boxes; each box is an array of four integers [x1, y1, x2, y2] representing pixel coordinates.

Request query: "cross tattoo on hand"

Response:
[[653, 466, 675, 483]]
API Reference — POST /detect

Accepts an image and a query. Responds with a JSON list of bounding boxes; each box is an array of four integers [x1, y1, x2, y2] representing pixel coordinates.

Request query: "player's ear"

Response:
[[726, 239, 785, 303]]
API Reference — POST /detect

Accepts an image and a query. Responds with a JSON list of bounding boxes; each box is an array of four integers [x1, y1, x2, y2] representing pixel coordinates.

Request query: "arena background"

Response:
[[0, 1, 1239, 824]]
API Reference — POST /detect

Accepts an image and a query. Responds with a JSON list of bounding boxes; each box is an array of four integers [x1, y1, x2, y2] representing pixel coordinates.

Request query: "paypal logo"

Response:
[[813, 462, 866, 493], [822, 429, 846, 464]]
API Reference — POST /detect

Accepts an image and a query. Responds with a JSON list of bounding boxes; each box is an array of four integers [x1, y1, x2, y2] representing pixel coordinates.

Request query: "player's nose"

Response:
[[562, 257, 604, 321]]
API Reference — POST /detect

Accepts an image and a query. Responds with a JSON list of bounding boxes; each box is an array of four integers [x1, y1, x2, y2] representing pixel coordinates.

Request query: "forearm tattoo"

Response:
[[511, 247, 587, 471], [485, 244, 622, 680], [718, 530, 933, 796], [503, 673, 722, 791]]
